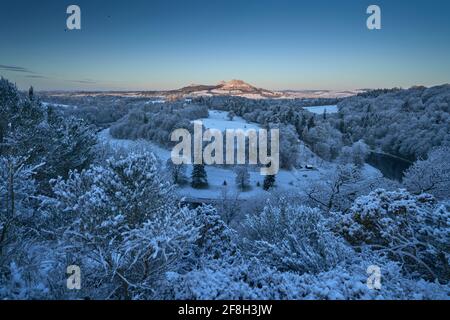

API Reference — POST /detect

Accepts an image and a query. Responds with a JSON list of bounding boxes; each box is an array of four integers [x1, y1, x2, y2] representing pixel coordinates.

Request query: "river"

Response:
[[367, 152, 413, 182]]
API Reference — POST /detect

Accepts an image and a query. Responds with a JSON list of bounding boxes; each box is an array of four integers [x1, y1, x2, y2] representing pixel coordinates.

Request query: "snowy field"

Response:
[[193, 110, 261, 131], [98, 129, 319, 200], [99, 127, 381, 201], [42, 101, 76, 109], [303, 105, 338, 114], [98, 109, 381, 201]]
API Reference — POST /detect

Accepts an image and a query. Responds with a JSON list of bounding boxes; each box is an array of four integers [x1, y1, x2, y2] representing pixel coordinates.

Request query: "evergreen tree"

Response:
[[263, 174, 276, 191], [166, 159, 186, 185], [28, 86, 34, 101], [301, 115, 307, 127], [307, 116, 315, 129], [191, 164, 208, 188], [0, 78, 95, 193], [235, 166, 250, 190], [339, 119, 346, 133]]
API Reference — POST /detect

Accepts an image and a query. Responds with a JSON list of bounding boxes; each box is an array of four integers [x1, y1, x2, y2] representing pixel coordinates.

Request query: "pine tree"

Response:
[[235, 166, 250, 190], [166, 159, 186, 185], [339, 119, 346, 133], [263, 174, 276, 191], [191, 164, 208, 188], [28, 86, 34, 101], [301, 115, 307, 127], [0, 78, 95, 193], [307, 116, 316, 129]]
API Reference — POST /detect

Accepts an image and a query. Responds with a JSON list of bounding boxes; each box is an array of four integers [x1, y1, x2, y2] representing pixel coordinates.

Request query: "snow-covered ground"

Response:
[[98, 109, 382, 201], [303, 105, 338, 114], [192, 110, 260, 131], [98, 128, 318, 200], [98, 128, 382, 201], [42, 101, 77, 109]]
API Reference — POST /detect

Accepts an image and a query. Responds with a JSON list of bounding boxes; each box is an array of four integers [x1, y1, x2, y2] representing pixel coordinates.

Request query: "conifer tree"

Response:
[[191, 164, 208, 188], [28, 86, 34, 101], [263, 174, 275, 191]]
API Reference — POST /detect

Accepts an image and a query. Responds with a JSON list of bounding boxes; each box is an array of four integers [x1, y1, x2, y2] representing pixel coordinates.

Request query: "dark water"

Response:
[[367, 152, 413, 182]]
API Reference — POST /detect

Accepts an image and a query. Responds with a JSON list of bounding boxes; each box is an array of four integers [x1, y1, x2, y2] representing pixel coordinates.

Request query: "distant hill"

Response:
[[39, 80, 364, 100], [167, 79, 282, 99]]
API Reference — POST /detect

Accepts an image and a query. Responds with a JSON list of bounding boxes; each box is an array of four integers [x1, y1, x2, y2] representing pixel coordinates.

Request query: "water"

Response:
[[367, 152, 413, 182]]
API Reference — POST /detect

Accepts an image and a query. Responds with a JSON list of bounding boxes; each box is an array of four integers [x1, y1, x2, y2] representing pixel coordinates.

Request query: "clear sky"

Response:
[[1, 0, 450, 91]]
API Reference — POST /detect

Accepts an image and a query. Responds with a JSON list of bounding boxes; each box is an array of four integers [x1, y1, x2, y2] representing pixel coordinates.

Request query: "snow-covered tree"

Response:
[[227, 111, 236, 121], [166, 159, 187, 185], [191, 164, 208, 188], [243, 198, 352, 274], [278, 124, 300, 169], [28, 86, 34, 101], [303, 122, 343, 161], [234, 166, 250, 190], [163, 257, 450, 300], [340, 140, 370, 167], [217, 186, 240, 224], [403, 146, 450, 199], [0, 156, 43, 259], [263, 174, 275, 191], [306, 164, 362, 212], [49, 152, 201, 298], [351, 140, 370, 167], [337, 189, 450, 282], [0, 78, 96, 193], [338, 85, 450, 160]]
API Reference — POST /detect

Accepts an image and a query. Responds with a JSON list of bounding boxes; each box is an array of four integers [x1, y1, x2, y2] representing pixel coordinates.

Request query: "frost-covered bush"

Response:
[[160, 256, 449, 300], [0, 262, 49, 300], [48, 152, 201, 299], [403, 146, 450, 199], [339, 140, 370, 167], [306, 164, 362, 212], [113, 206, 200, 299], [0, 157, 41, 224], [234, 166, 250, 190], [190, 205, 239, 265], [242, 198, 352, 274], [51, 152, 175, 228], [0, 157, 48, 288], [0, 78, 96, 194], [337, 189, 450, 282], [0, 241, 71, 300]]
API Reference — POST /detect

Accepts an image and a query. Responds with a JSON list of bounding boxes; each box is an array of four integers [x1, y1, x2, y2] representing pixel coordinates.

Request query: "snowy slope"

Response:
[[98, 128, 322, 200], [99, 108, 382, 201]]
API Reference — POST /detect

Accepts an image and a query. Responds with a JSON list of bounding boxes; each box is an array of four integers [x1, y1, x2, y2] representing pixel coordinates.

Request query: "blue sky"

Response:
[[1, 0, 450, 91]]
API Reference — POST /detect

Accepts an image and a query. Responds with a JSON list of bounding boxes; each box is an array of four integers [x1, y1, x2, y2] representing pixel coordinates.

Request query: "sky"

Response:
[[1, 0, 450, 91]]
